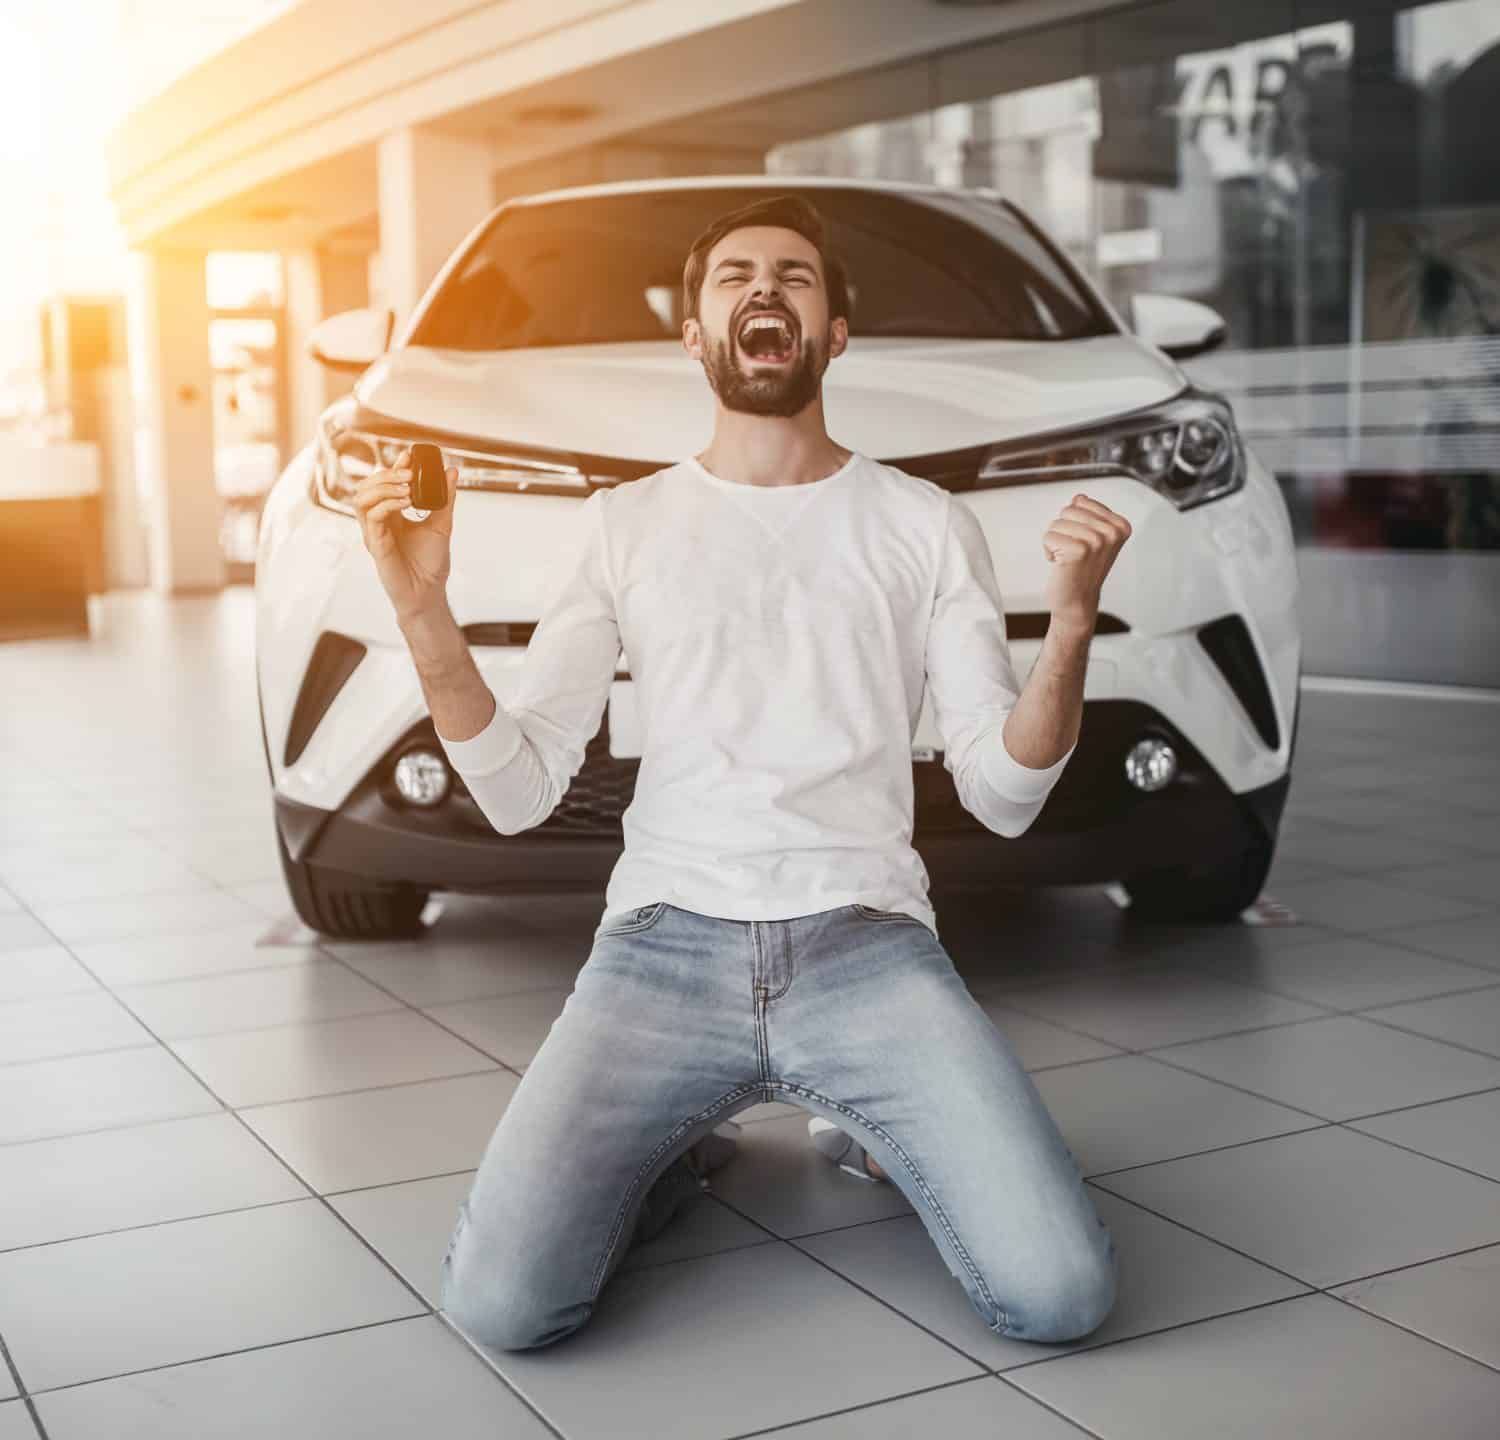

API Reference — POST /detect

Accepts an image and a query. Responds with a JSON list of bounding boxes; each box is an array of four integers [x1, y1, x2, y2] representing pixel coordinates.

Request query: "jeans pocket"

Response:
[[596, 901, 670, 938]]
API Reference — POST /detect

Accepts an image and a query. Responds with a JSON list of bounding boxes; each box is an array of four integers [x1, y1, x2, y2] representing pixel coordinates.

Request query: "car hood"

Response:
[[354, 335, 1185, 463]]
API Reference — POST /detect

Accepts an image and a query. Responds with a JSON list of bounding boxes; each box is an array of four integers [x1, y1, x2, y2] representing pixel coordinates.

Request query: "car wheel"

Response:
[[274, 823, 430, 940], [1122, 834, 1274, 923], [259, 675, 430, 940]]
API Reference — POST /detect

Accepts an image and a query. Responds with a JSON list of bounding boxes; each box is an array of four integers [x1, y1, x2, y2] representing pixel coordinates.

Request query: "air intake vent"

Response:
[[283, 632, 366, 767], [1197, 615, 1280, 749]]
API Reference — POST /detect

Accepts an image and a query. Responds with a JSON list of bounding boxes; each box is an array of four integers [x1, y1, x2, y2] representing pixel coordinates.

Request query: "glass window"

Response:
[[759, 0, 1500, 684], [408, 186, 1113, 350]]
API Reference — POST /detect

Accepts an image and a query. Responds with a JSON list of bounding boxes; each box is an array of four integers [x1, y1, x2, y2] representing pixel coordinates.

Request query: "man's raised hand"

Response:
[[1040, 493, 1132, 632], [352, 447, 459, 626]]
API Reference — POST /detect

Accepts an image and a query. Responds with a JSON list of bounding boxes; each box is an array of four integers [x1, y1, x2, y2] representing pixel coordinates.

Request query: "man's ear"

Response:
[[682, 318, 701, 359], [829, 316, 849, 360]]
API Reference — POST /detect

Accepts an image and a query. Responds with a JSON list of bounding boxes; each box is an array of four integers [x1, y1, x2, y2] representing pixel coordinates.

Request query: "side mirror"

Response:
[[1130, 293, 1227, 360], [307, 308, 394, 372]]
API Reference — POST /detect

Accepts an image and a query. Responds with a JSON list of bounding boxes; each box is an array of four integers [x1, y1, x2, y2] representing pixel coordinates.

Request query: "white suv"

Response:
[[255, 175, 1302, 939]]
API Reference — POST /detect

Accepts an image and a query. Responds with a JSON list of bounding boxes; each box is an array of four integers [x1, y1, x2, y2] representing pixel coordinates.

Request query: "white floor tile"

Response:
[[0, 914, 55, 955], [0, 990, 155, 1066], [71, 919, 324, 986], [993, 964, 1327, 1051], [1266, 876, 1487, 934], [482, 1241, 980, 1440], [1376, 913, 1500, 972], [751, 1377, 1088, 1439], [1032, 1054, 1324, 1178], [0, 837, 219, 906], [971, 998, 1123, 1070], [1186, 933, 1500, 1012], [329, 935, 586, 1008], [0, 1199, 423, 1392], [0, 945, 99, 1004], [240, 1070, 520, 1193], [1360, 984, 1500, 1057], [1151, 1014, 1500, 1120], [1010, 1293, 1500, 1440], [168, 1009, 498, 1107], [1331, 1244, 1500, 1370], [113, 959, 404, 1040], [1350, 1089, 1500, 1181], [1095, 1125, 1500, 1288], [0, 1112, 306, 1252], [422, 987, 573, 1069], [34, 1317, 548, 1440], [28, 889, 268, 946], [0, 1403, 36, 1440], [0, 1046, 220, 1145], [327, 1173, 475, 1305], [797, 1187, 1307, 1370]]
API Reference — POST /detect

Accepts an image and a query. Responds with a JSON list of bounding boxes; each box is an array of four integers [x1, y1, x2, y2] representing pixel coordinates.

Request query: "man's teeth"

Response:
[[741, 316, 791, 342]]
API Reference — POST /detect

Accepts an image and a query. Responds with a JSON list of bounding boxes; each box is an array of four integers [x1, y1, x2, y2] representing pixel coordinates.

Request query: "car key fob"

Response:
[[407, 442, 447, 511]]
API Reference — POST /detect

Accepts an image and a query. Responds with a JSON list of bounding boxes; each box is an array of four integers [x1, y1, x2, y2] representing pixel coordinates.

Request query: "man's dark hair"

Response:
[[682, 194, 851, 325]]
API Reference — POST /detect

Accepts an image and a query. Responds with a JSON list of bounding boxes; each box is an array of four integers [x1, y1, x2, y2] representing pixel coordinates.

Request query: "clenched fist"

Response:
[[1041, 493, 1132, 631], [352, 447, 459, 626]]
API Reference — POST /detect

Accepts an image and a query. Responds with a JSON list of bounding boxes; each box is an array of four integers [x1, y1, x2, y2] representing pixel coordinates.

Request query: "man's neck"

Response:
[[696, 407, 851, 488]]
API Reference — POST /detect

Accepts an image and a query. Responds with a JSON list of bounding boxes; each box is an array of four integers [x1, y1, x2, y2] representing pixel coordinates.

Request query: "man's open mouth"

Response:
[[737, 312, 796, 365]]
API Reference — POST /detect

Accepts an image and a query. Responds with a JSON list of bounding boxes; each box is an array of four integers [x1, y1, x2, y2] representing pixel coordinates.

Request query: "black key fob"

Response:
[[407, 442, 447, 511]]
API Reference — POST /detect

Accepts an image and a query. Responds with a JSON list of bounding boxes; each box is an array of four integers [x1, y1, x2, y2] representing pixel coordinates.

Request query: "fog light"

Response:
[[1125, 737, 1178, 792], [393, 749, 451, 807]]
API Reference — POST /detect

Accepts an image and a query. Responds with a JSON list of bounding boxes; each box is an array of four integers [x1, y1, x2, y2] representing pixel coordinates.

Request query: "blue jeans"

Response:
[[440, 901, 1117, 1351]]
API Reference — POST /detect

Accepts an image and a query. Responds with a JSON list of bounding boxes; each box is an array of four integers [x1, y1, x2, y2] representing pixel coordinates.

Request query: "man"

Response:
[[355, 194, 1129, 1352]]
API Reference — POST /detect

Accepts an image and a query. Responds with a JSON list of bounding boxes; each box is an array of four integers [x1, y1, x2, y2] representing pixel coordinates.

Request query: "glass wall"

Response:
[[769, 0, 1500, 687]]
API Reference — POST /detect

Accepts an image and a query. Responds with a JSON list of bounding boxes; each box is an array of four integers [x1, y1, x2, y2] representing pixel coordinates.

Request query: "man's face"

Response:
[[684, 225, 848, 418]]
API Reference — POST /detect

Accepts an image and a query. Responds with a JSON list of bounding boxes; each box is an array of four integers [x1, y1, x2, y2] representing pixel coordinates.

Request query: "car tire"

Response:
[[274, 823, 430, 940], [258, 676, 430, 940], [1122, 834, 1274, 923]]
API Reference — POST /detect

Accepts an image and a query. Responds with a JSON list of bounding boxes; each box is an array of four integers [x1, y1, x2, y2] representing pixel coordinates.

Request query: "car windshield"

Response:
[[408, 186, 1114, 350]]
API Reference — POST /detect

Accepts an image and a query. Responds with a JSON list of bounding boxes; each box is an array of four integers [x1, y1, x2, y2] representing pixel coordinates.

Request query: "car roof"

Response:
[[505, 173, 1000, 210]]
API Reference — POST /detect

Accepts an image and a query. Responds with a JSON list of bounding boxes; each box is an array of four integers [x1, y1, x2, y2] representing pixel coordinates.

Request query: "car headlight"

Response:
[[312, 405, 594, 516], [976, 391, 1244, 511]]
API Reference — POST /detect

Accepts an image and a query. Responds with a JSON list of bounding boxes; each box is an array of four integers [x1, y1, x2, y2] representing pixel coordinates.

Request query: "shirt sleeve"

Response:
[[435, 485, 621, 836], [924, 494, 1076, 838]]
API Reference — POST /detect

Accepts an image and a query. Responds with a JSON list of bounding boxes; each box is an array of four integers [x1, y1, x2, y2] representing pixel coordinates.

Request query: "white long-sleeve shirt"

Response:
[[435, 451, 1075, 938]]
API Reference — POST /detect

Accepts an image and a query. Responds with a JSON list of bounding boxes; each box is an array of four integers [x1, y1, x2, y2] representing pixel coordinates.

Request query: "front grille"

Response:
[[453, 720, 640, 837]]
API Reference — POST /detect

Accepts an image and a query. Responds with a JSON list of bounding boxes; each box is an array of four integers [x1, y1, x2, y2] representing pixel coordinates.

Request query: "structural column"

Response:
[[375, 127, 494, 329], [284, 247, 370, 457], [125, 248, 224, 594]]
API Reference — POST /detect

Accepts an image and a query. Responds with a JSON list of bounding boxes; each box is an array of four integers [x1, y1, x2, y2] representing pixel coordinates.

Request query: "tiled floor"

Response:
[[2, 590, 1500, 1438]]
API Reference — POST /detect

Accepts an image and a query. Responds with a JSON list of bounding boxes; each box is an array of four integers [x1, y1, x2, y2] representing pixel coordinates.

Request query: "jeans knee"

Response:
[[441, 1264, 591, 1352], [992, 1242, 1117, 1343]]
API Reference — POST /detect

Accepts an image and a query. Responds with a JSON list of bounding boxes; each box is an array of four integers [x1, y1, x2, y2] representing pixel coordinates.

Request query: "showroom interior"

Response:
[[2, 0, 1498, 1437]]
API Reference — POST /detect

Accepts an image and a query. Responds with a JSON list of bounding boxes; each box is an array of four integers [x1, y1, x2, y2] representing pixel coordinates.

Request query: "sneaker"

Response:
[[807, 1117, 884, 1183], [685, 1119, 743, 1187]]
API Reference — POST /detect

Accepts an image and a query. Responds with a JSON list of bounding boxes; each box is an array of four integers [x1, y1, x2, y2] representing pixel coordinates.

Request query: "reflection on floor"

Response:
[[1, 591, 1498, 1438]]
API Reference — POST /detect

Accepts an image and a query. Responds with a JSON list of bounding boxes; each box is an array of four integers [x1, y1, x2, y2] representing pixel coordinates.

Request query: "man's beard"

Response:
[[701, 326, 829, 417]]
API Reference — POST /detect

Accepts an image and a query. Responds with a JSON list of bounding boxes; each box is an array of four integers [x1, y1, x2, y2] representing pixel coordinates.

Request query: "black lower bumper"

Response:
[[274, 698, 1293, 897], [278, 772, 1291, 896]]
